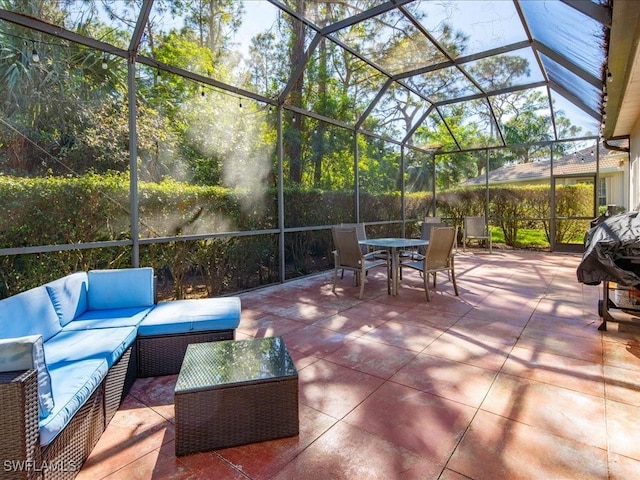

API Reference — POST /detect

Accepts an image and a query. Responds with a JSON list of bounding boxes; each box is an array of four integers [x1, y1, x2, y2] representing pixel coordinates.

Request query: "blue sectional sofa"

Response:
[[0, 267, 241, 479]]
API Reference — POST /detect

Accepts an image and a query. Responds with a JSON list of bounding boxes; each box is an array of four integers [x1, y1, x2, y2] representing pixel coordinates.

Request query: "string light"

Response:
[[239, 97, 242, 108], [101, 52, 108, 70], [31, 41, 39, 63]]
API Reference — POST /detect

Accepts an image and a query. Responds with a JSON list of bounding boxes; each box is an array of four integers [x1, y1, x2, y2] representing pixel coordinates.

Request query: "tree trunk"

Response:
[[285, 0, 306, 184], [313, 38, 328, 186]]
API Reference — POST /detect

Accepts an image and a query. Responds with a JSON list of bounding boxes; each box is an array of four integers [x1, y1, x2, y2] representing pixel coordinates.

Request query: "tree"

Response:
[[413, 103, 481, 189], [247, 32, 283, 97], [282, 0, 306, 184], [181, 0, 244, 67], [0, 1, 129, 175], [467, 55, 581, 168]]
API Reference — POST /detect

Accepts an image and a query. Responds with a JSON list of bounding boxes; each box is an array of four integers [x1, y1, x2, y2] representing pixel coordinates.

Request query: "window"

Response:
[[598, 177, 607, 207]]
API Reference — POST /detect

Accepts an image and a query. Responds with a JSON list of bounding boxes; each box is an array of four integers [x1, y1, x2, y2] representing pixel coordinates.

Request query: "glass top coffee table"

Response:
[[174, 336, 299, 456]]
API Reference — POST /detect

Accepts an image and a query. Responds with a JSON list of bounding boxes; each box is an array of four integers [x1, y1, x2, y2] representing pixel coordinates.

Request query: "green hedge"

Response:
[[0, 173, 281, 297], [436, 184, 593, 247], [0, 174, 593, 297]]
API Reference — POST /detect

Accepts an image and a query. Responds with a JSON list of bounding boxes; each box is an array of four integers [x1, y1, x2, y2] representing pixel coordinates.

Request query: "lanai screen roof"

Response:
[[0, 0, 610, 154]]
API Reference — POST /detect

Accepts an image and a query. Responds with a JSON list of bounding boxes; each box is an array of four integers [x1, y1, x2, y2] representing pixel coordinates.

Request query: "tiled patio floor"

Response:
[[77, 250, 640, 479]]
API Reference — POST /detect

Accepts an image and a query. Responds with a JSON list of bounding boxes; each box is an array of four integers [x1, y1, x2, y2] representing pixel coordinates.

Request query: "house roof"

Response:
[[602, 0, 640, 140], [462, 141, 628, 186]]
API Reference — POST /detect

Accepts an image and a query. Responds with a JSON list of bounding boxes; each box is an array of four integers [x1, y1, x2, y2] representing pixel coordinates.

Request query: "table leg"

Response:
[[391, 247, 399, 295]]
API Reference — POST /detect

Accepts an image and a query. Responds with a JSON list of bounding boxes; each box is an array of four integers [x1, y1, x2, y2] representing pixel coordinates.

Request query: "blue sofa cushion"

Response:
[[40, 358, 108, 446], [88, 267, 154, 310], [138, 297, 241, 336], [0, 334, 55, 419], [64, 306, 154, 331], [0, 286, 61, 342], [45, 272, 88, 327], [44, 327, 137, 369]]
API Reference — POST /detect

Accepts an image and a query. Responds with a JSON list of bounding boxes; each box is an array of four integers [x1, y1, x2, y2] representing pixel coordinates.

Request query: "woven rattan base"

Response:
[[103, 345, 137, 424], [0, 370, 41, 480], [137, 329, 234, 378], [41, 384, 104, 480], [175, 337, 299, 456]]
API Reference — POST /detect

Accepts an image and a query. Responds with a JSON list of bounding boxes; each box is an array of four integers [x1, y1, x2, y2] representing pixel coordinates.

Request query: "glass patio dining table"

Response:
[[359, 238, 428, 295]]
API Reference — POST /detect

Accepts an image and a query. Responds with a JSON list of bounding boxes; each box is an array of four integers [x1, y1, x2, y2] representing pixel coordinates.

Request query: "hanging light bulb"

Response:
[[31, 42, 40, 63], [101, 53, 108, 70], [239, 97, 242, 108]]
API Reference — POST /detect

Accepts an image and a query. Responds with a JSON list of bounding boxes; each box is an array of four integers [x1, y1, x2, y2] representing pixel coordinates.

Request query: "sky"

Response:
[[86, 0, 601, 140]]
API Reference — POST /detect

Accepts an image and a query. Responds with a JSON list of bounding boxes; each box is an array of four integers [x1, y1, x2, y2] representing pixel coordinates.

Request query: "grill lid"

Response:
[[576, 211, 640, 287]]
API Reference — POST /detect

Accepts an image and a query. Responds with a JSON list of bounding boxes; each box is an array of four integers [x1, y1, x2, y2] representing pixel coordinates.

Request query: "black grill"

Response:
[[576, 211, 640, 287]]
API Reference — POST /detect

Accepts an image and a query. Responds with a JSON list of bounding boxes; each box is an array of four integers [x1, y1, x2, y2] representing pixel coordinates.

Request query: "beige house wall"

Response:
[[488, 171, 625, 208], [555, 173, 625, 208], [609, 169, 627, 207]]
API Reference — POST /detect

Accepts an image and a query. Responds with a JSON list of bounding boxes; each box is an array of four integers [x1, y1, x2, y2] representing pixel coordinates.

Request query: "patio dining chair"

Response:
[[463, 216, 492, 253], [338, 223, 388, 278], [340, 223, 388, 259], [332, 226, 390, 299], [401, 226, 458, 301], [404, 220, 448, 262], [399, 220, 448, 275]]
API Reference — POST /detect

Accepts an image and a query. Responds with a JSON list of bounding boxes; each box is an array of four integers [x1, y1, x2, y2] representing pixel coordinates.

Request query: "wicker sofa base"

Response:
[[0, 370, 41, 480], [136, 329, 235, 378], [41, 385, 104, 480], [103, 346, 138, 425], [0, 345, 140, 480], [1, 330, 238, 479]]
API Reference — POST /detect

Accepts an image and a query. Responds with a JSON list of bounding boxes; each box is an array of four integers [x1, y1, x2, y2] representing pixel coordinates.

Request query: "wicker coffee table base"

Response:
[[175, 338, 299, 456]]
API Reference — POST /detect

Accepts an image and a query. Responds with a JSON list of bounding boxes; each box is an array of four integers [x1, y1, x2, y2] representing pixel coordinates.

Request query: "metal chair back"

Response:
[[424, 226, 456, 270], [463, 216, 492, 252], [332, 226, 363, 270]]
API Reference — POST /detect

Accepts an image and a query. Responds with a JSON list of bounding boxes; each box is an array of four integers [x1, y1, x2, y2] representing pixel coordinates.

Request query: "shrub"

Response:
[[0, 174, 594, 297]]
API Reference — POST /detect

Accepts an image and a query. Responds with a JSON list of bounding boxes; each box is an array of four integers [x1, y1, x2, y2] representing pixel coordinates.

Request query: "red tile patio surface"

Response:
[[77, 250, 640, 479]]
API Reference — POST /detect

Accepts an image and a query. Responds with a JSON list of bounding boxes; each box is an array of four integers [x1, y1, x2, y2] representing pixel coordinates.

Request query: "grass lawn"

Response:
[[491, 228, 550, 249], [490, 226, 588, 249]]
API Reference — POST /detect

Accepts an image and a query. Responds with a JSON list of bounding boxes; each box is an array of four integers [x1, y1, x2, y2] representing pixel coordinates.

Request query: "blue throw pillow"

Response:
[[0, 334, 55, 419]]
